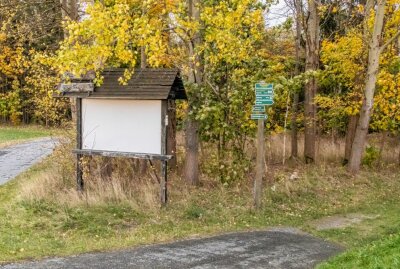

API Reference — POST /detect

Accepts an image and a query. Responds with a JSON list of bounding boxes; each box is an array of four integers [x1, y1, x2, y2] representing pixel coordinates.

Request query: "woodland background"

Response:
[[1, 1, 400, 267], [1, 0, 400, 180]]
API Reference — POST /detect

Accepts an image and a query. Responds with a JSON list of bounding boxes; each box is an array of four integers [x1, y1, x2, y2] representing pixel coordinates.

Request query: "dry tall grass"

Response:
[[265, 132, 399, 165], [20, 132, 165, 210], [20, 130, 400, 208]]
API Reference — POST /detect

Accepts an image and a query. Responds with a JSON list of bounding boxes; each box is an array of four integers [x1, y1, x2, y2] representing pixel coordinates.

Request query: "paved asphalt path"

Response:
[[1, 228, 343, 269], [0, 138, 57, 185]]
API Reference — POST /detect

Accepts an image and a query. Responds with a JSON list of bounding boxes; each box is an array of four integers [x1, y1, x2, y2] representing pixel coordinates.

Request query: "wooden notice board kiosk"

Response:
[[56, 68, 187, 205]]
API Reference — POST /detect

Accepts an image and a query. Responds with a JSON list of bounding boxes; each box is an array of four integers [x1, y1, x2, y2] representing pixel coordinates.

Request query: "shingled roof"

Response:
[[58, 68, 186, 100]]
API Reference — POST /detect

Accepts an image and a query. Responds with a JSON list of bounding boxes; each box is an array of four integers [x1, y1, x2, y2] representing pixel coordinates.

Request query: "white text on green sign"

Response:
[[255, 89, 274, 96], [252, 106, 265, 112], [256, 96, 273, 101], [255, 100, 274, 106], [251, 114, 268, 120]]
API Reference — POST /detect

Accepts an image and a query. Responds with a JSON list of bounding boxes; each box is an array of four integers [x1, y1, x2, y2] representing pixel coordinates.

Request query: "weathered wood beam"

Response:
[[63, 71, 96, 81], [73, 149, 173, 161], [58, 83, 94, 93], [76, 98, 84, 192]]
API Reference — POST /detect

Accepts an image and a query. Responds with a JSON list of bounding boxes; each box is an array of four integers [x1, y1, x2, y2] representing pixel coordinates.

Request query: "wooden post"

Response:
[[161, 160, 168, 205], [161, 100, 168, 206], [76, 98, 84, 191], [254, 118, 265, 209]]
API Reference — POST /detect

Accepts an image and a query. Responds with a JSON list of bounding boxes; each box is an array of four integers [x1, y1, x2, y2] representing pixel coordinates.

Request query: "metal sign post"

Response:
[[251, 82, 274, 209]]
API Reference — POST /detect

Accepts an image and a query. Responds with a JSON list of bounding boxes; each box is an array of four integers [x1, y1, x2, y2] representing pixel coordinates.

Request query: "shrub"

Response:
[[362, 145, 380, 167]]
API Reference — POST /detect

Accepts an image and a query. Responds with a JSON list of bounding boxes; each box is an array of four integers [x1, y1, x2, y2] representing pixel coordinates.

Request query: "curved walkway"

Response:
[[1, 228, 343, 269], [0, 138, 57, 185]]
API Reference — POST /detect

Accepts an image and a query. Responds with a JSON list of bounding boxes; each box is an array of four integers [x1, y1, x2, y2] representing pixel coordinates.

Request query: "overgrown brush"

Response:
[[20, 131, 163, 210], [19, 129, 400, 211]]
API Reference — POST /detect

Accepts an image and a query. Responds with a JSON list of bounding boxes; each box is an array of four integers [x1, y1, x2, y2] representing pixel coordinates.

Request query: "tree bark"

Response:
[[167, 100, 177, 169], [348, 0, 387, 174], [60, 0, 79, 124], [398, 135, 400, 166], [378, 131, 388, 163], [60, 0, 68, 19], [184, 0, 202, 185], [185, 118, 199, 185], [344, 114, 359, 164], [304, 0, 320, 163], [344, 0, 373, 165], [291, 0, 303, 159], [290, 92, 299, 158], [69, 0, 78, 21], [137, 45, 148, 175], [141, 46, 147, 69]]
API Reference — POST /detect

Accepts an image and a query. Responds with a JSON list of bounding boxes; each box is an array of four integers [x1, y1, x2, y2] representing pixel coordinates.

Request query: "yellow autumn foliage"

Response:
[[320, 2, 400, 132]]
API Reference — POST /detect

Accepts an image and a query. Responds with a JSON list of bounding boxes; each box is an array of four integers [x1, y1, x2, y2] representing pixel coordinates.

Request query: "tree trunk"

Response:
[[378, 131, 388, 163], [348, 0, 387, 174], [184, 0, 202, 185], [69, 0, 78, 21], [60, 0, 79, 124], [290, 93, 299, 158], [141, 46, 147, 69], [185, 118, 199, 185], [60, 0, 67, 19], [398, 135, 400, 166], [344, 114, 359, 164], [167, 100, 177, 169], [344, 0, 373, 165], [137, 45, 148, 175], [291, 0, 303, 159], [304, 0, 320, 163]]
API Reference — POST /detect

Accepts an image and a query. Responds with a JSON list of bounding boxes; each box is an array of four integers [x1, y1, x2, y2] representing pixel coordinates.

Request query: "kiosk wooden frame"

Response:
[[56, 68, 187, 205]]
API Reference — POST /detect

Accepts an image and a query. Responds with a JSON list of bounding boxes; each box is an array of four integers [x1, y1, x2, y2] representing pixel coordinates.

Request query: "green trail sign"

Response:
[[253, 82, 274, 208], [251, 114, 268, 120], [252, 105, 265, 112], [255, 83, 273, 90], [255, 100, 274, 106]]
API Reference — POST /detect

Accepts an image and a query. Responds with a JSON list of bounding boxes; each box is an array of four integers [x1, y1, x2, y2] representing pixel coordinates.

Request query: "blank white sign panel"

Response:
[[82, 99, 162, 154]]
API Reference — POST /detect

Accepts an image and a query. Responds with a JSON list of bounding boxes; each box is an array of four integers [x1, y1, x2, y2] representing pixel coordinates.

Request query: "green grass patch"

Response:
[[311, 203, 400, 248], [318, 234, 400, 269], [0, 125, 53, 146], [0, 158, 400, 264]]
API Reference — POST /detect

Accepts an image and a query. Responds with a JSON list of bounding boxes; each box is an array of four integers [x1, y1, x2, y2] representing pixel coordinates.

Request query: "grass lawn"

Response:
[[0, 147, 400, 266], [0, 125, 54, 147], [318, 234, 400, 268]]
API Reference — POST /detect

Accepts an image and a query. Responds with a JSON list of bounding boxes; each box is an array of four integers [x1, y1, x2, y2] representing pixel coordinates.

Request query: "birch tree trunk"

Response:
[[304, 0, 320, 163], [348, 0, 387, 174], [184, 0, 202, 185], [344, 0, 374, 165]]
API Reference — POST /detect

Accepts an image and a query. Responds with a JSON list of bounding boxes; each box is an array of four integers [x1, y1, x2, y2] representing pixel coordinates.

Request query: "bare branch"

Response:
[[380, 30, 400, 53], [205, 79, 220, 97]]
